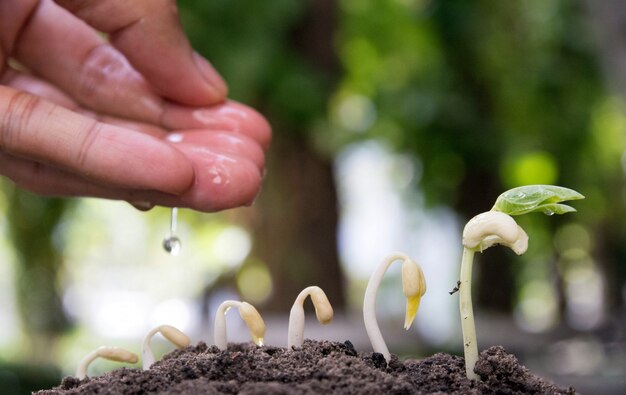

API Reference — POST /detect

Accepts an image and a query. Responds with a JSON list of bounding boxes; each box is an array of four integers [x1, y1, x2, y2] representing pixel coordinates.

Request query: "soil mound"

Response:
[[37, 340, 576, 394]]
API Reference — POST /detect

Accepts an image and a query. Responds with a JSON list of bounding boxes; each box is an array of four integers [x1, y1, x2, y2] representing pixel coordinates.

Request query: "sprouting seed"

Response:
[[459, 211, 528, 379], [458, 185, 583, 379], [214, 300, 266, 350], [288, 286, 334, 348], [363, 252, 426, 362], [75, 346, 138, 379], [142, 324, 190, 370]]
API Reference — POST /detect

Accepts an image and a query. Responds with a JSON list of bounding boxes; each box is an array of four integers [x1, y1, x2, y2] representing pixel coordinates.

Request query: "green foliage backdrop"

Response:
[[1, 0, 626, 391]]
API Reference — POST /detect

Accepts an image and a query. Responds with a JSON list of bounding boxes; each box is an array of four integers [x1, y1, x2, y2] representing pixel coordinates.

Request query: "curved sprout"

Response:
[[459, 186, 583, 379], [460, 212, 528, 379], [142, 324, 190, 370], [214, 300, 266, 350], [76, 346, 138, 379], [288, 286, 334, 348], [363, 252, 426, 362]]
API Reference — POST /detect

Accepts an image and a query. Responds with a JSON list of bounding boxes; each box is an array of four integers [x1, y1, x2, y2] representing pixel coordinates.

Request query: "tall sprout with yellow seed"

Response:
[[459, 185, 584, 379], [142, 325, 190, 369], [214, 300, 266, 350], [363, 252, 426, 362], [288, 286, 334, 348], [76, 346, 138, 379]]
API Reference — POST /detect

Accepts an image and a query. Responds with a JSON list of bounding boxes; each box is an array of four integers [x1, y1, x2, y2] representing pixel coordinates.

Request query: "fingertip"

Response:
[[161, 100, 272, 149], [220, 101, 272, 150], [173, 145, 262, 212], [198, 158, 262, 211], [165, 130, 266, 171], [192, 52, 228, 102]]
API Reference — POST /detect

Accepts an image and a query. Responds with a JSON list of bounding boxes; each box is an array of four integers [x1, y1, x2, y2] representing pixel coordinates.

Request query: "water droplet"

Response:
[[163, 236, 182, 256], [543, 209, 554, 216], [162, 207, 181, 255]]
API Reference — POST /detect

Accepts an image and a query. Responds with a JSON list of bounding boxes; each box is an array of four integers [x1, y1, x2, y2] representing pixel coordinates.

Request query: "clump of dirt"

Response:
[[37, 340, 576, 394]]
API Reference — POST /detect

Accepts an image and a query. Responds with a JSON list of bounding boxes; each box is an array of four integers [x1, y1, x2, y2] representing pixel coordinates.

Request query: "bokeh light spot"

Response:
[[502, 151, 558, 187], [237, 262, 273, 304]]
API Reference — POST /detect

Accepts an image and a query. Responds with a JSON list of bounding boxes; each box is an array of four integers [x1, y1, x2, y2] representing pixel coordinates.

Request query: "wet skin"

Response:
[[0, 0, 271, 212]]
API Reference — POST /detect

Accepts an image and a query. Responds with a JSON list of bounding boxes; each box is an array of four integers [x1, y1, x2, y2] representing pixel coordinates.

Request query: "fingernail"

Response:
[[129, 201, 155, 211], [193, 52, 228, 98]]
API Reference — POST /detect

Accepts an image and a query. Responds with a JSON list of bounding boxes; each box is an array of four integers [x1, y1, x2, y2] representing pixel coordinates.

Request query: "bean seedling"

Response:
[[75, 346, 138, 379], [142, 324, 190, 370], [214, 300, 266, 350], [288, 286, 334, 348], [363, 252, 426, 362], [459, 185, 584, 379]]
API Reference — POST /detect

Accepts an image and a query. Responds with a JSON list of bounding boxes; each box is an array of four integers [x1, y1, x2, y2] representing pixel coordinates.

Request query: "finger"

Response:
[[165, 130, 265, 171], [161, 145, 263, 211], [0, 85, 193, 194], [0, 148, 263, 212], [1, 68, 78, 109], [12, 3, 263, 138], [2, 68, 270, 154], [0, 150, 122, 198], [0, 150, 177, 206], [2, 68, 175, 140], [162, 101, 272, 149], [14, 0, 166, 124], [53, 0, 227, 105]]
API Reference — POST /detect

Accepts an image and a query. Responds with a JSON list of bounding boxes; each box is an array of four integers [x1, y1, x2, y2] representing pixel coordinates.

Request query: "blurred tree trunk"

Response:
[[6, 188, 71, 363], [248, 0, 346, 312], [252, 135, 345, 312], [457, 174, 514, 313], [585, 0, 626, 314], [431, 2, 514, 313]]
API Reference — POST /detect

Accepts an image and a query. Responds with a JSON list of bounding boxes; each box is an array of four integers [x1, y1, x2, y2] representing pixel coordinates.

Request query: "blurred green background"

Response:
[[1, 0, 626, 393]]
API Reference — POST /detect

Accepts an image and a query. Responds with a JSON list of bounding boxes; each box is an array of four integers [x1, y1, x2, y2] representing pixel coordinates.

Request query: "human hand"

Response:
[[0, 0, 271, 212]]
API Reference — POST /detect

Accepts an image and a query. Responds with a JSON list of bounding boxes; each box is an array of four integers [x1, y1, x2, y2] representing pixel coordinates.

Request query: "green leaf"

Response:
[[491, 185, 584, 216]]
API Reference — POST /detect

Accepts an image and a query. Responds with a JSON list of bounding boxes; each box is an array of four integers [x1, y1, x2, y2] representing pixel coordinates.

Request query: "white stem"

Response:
[[287, 286, 333, 348], [288, 301, 306, 348], [142, 325, 190, 370], [363, 252, 411, 362], [214, 300, 243, 350], [76, 346, 138, 379], [460, 247, 479, 380], [460, 211, 528, 379], [142, 326, 159, 370], [76, 350, 100, 379]]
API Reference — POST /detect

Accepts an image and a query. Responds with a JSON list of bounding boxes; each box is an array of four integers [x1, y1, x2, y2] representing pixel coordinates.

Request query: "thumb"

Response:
[[54, 0, 228, 106]]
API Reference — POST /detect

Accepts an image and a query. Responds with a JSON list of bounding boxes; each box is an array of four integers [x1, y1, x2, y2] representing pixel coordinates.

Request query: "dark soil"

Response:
[[37, 340, 577, 394]]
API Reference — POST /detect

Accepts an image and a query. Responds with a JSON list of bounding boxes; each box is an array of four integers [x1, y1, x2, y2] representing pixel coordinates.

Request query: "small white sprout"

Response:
[[75, 346, 138, 379], [459, 211, 528, 380], [288, 286, 334, 348], [363, 252, 427, 362], [142, 324, 191, 370], [214, 300, 266, 350]]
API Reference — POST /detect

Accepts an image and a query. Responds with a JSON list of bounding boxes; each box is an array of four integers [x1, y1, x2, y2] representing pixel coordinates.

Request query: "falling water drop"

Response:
[[543, 209, 555, 216], [163, 207, 182, 255], [163, 236, 182, 255]]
